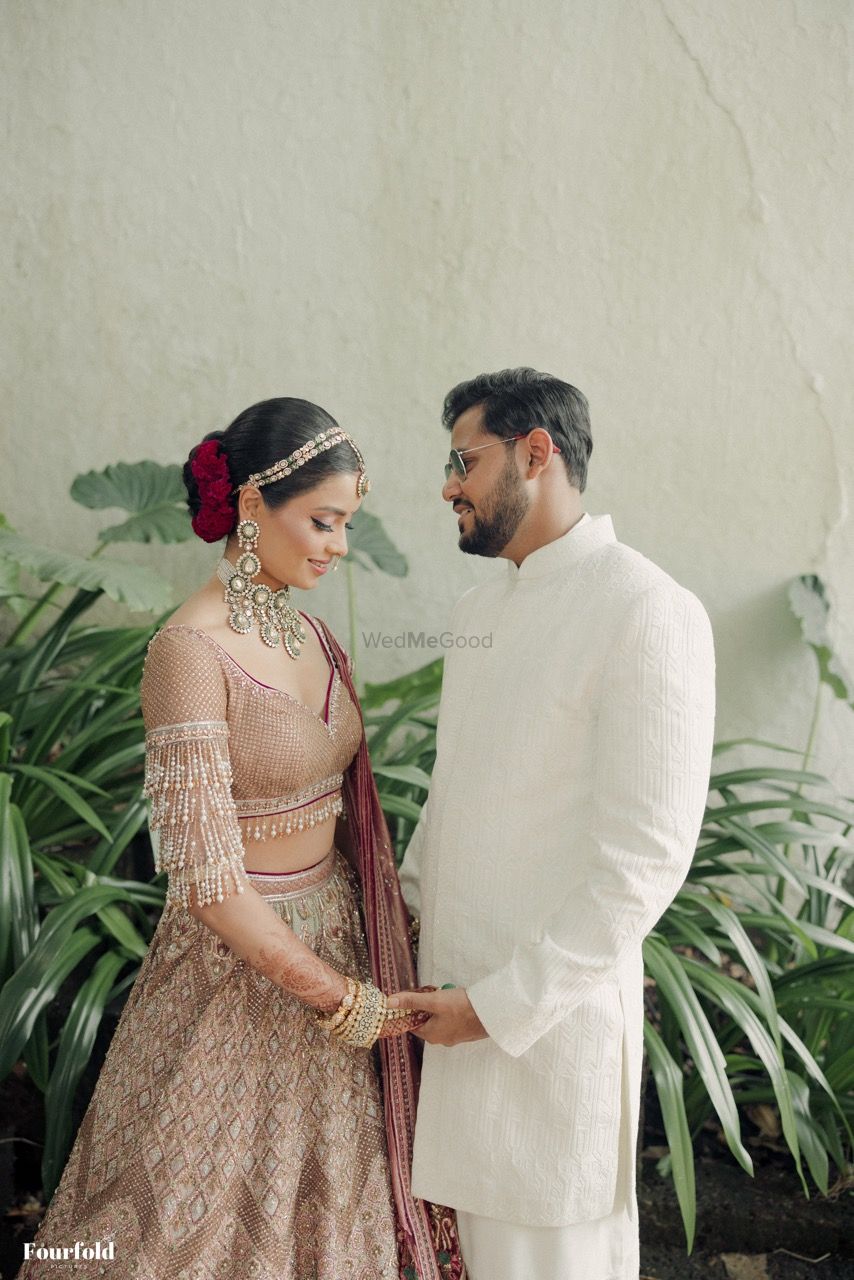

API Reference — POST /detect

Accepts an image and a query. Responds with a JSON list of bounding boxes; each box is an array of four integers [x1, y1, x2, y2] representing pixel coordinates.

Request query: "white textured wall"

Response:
[[2, 0, 853, 789]]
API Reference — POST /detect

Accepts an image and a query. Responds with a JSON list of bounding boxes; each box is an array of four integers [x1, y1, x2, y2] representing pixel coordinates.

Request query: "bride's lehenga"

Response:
[[20, 619, 428, 1279]]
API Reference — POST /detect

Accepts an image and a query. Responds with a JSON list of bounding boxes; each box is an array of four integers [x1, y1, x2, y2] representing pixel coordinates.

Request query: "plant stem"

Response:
[[6, 584, 64, 647], [5, 540, 108, 648], [345, 560, 357, 680], [777, 677, 824, 903], [800, 678, 823, 773]]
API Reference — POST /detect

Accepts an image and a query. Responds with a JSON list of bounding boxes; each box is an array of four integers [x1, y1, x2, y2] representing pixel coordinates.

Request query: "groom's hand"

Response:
[[386, 987, 488, 1046]]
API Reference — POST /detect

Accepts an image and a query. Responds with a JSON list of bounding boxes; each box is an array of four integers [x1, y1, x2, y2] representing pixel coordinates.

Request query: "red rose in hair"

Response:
[[192, 505, 235, 542], [191, 440, 227, 482], [190, 439, 235, 542], [204, 477, 233, 505]]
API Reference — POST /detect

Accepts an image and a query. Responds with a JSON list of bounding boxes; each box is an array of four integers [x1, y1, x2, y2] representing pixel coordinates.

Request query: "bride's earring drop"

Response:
[[217, 519, 307, 659]]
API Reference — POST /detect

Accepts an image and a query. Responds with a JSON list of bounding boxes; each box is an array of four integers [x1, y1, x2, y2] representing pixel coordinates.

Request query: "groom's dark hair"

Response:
[[442, 367, 593, 493]]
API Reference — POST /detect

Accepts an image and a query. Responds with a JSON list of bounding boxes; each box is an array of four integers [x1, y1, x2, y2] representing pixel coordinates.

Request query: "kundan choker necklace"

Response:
[[216, 520, 307, 659]]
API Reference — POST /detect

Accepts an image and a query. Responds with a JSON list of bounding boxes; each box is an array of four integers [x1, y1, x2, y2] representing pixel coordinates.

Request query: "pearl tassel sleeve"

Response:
[[144, 721, 247, 910], [141, 627, 248, 911]]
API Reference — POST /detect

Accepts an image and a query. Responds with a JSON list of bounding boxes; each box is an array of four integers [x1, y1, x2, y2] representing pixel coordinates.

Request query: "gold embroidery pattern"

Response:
[[20, 856, 399, 1279], [236, 773, 345, 841]]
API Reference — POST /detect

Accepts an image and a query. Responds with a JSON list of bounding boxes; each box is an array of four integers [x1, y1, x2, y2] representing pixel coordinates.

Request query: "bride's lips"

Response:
[[308, 559, 330, 575]]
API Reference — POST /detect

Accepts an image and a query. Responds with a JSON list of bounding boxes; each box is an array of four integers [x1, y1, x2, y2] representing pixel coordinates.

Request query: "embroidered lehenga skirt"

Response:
[[20, 849, 400, 1280]]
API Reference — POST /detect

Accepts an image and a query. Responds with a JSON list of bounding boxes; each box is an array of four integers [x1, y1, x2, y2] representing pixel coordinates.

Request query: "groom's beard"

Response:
[[457, 458, 530, 558]]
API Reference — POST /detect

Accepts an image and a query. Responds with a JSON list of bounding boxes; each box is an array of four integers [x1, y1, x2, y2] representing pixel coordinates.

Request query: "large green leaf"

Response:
[[87, 795, 149, 877], [372, 764, 432, 790], [787, 1071, 830, 1194], [0, 529, 172, 613], [709, 767, 829, 791], [10, 764, 112, 840], [644, 1021, 696, 1251], [71, 461, 193, 545], [788, 574, 853, 704], [13, 589, 100, 700], [692, 894, 782, 1050], [644, 936, 753, 1174], [0, 926, 101, 1079], [377, 793, 424, 823], [367, 691, 442, 756], [0, 882, 136, 1078], [361, 658, 444, 709], [712, 738, 802, 756], [0, 777, 17, 980], [680, 958, 804, 1191], [346, 510, 408, 576]]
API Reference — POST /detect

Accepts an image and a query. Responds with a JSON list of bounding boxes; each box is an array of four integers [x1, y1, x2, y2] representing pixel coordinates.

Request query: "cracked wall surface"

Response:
[[2, 0, 853, 789]]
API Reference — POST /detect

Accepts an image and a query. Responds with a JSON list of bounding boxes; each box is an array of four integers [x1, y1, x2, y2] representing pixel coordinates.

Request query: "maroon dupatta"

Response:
[[319, 621, 466, 1280]]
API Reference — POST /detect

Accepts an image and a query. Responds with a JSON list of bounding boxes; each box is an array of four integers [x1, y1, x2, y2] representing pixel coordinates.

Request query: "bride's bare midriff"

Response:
[[239, 814, 339, 875]]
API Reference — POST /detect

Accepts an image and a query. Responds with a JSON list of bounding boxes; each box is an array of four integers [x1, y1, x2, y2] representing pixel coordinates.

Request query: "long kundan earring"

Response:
[[217, 519, 307, 659]]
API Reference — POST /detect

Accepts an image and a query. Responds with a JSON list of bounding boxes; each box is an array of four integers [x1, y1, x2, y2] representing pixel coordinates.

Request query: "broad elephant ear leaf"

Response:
[[71, 462, 193, 545], [788, 575, 853, 704], [347, 511, 408, 576], [0, 529, 173, 614]]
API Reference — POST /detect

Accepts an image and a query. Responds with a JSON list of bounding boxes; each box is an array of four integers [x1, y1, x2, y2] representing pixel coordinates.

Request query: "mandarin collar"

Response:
[[505, 513, 616, 581]]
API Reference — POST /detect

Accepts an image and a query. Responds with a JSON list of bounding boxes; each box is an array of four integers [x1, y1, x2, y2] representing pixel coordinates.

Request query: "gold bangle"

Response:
[[332, 983, 365, 1037], [335, 982, 387, 1048], [316, 976, 359, 1031]]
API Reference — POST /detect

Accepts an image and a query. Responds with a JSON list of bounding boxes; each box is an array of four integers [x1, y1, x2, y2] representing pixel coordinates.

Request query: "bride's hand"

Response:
[[377, 1009, 431, 1038], [377, 984, 437, 1039]]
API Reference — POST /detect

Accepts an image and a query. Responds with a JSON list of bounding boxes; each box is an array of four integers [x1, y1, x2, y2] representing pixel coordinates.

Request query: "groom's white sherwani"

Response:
[[399, 513, 715, 1227]]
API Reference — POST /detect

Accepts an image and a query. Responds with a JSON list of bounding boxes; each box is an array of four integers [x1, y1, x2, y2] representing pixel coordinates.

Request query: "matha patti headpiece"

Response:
[[240, 429, 371, 500]]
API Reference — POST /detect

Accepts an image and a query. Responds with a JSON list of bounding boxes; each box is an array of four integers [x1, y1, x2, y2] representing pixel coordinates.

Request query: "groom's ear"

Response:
[[524, 427, 558, 478]]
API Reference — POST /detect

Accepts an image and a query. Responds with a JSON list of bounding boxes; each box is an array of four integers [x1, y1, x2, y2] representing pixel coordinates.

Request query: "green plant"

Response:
[[360, 657, 443, 857], [0, 460, 191, 1196], [645, 745, 853, 1249], [637, 576, 853, 1248]]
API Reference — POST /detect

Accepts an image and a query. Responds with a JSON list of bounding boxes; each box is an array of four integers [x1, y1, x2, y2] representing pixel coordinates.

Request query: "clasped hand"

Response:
[[385, 986, 488, 1046]]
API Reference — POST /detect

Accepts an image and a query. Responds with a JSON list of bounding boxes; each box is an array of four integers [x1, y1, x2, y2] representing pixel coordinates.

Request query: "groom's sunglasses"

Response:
[[444, 433, 561, 482]]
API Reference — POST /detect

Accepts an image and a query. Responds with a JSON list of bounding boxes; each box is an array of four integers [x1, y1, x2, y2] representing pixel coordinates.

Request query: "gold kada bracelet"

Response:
[[317, 978, 413, 1048]]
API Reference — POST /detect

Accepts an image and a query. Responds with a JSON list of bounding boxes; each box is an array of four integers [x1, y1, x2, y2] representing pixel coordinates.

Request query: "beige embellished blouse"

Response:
[[140, 621, 362, 910]]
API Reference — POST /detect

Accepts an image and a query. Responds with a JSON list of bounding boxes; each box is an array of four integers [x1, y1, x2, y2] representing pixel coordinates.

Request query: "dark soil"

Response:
[[638, 1145, 853, 1279]]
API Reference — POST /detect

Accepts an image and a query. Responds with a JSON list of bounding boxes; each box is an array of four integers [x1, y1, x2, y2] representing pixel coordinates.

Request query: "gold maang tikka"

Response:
[[217, 519, 307, 659]]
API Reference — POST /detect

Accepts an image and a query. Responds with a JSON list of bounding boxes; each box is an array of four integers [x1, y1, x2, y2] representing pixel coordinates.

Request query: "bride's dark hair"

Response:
[[183, 397, 359, 541]]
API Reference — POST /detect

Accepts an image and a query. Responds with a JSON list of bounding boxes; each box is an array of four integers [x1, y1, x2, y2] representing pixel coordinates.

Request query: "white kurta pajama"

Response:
[[399, 513, 716, 1280]]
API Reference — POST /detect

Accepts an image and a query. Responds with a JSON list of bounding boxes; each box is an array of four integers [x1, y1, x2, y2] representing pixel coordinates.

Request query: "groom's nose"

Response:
[[442, 471, 463, 503]]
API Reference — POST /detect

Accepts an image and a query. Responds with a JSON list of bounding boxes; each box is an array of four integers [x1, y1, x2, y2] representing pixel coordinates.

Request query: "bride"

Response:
[[20, 397, 465, 1280]]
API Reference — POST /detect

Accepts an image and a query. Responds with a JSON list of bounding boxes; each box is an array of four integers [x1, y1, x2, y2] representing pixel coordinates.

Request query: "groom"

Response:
[[388, 368, 716, 1279]]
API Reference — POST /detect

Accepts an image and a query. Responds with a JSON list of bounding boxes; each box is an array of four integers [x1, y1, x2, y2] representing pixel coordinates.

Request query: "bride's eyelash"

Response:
[[312, 518, 355, 532]]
